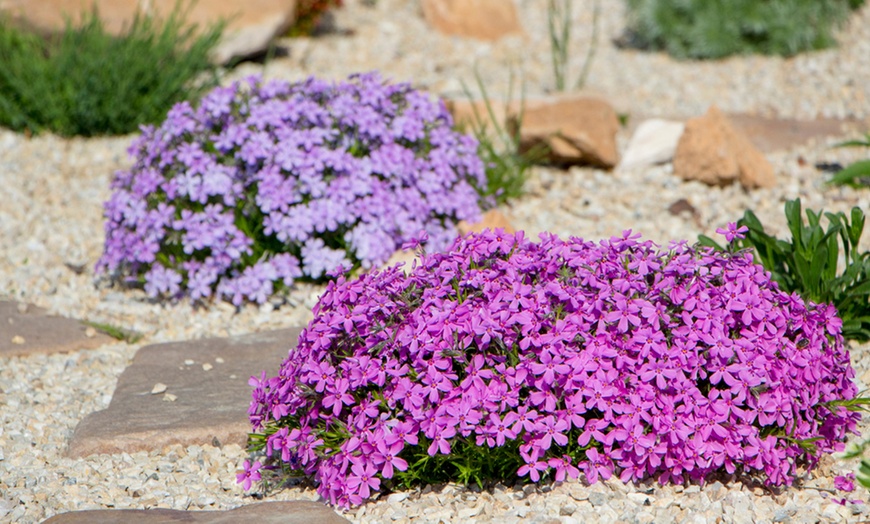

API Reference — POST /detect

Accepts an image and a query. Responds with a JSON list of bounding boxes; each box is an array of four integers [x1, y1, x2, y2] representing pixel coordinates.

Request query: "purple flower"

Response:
[[98, 73, 486, 304], [347, 461, 381, 499], [716, 222, 749, 243], [835, 473, 856, 492], [236, 460, 261, 491]]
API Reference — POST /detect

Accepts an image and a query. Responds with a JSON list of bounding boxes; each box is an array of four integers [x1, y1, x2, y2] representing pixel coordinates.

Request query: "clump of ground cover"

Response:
[[97, 73, 487, 305], [0, 7, 222, 137], [243, 228, 861, 507], [623, 0, 865, 59]]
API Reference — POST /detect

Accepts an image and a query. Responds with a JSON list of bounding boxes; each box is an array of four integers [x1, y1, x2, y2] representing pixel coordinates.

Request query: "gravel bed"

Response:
[[2, 0, 870, 522]]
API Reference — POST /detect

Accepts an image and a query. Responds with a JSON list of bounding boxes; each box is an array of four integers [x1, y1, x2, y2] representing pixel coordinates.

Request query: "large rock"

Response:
[[445, 94, 621, 168], [67, 328, 301, 458], [673, 106, 776, 189], [41, 501, 350, 524], [619, 118, 685, 171], [515, 95, 621, 168], [421, 0, 522, 41], [0, 301, 115, 357], [0, 0, 298, 64]]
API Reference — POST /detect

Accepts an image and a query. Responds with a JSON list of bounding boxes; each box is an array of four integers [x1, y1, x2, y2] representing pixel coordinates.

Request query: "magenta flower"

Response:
[[716, 222, 749, 243], [347, 462, 381, 499], [236, 460, 261, 491], [835, 473, 856, 492]]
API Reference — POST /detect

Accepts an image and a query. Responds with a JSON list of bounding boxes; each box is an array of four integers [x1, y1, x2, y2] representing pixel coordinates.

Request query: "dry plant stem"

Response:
[[547, 0, 570, 91], [575, 0, 600, 90]]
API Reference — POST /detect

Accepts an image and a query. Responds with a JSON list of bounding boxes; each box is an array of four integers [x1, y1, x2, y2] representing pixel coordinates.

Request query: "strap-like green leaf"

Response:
[[829, 160, 870, 188]]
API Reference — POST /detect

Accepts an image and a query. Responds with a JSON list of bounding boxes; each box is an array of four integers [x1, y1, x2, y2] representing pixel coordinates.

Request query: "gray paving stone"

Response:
[[41, 501, 350, 523], [67, 328, 301, 458], [0, 301, 115, 357]]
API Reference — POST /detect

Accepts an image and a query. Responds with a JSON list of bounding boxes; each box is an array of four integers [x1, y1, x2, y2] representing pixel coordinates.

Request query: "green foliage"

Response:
[[286, 0, 343, 37], [623, 0, 863, 59], [459, 70, 547, 207], [0, 4, 223, 137], [828, 132, 870, 188], [699, 199, 870, 341], [547, 0, 600, 91]]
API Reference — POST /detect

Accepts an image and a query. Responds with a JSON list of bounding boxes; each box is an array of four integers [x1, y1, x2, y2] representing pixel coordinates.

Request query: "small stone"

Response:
[[202, 363, 213, 371], [387, 492, 409, 504], [588, 492, 609, 507], [11, 335, 24, 344], [184, 359, 195, 366], [150, 383, 167, 395], [215, 357, 225, 364], [84, 327, 97, 338], [559, 504, 577, 516], [627, 493, 654, 505], [684, 485, 701, 494], [163, 393, 177, 402]]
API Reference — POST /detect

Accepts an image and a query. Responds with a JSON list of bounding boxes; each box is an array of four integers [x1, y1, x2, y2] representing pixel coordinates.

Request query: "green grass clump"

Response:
[[828, 131, 870, 188], [623, 0, 865, 59], [0, 6, 223, 137], [82, 320, 144, 344], [459, 70, 547, 207]]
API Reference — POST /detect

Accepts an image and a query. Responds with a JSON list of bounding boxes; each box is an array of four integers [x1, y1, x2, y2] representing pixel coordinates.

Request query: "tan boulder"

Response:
[[514, 95, 620, 168], [421, 0, 522, 41], [458, 209, 516, 235], [673, 106, 776, 189], [446, 94, 621, 168], [0, 0, 298, 64]]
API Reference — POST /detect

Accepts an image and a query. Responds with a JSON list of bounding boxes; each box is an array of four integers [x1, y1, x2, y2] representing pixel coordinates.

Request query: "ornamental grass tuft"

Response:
[[97, 73, 486, 305], [244, 229, 861, 507], [0, 6, 222, 137]]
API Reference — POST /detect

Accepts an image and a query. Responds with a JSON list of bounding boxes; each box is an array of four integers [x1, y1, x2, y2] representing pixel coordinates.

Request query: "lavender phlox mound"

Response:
[[245, 230, 860, 507], [97, 73, 486, 304]]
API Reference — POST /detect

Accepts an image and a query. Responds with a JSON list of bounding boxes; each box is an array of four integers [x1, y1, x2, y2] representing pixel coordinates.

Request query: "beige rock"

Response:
[[66, 328, 301, 458], [673, 105, 776, 189], [619, 118, 685, 171], [41, 501, 350, 523], [457, 209, 515, 235], [0, 0, 298, 64], [0, 301, 114, 357], [421, 0, 522, 41], [446, 94, 621, 168], [515, 95, 621, 168]]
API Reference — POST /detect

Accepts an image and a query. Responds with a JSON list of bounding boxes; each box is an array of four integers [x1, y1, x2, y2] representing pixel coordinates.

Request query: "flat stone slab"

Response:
[[627, 112, 868, 154], [67, 328, 301, 458], [728, 113, 867, 153], [41, 501, 350, 524], [0, 301, 115, 357]]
